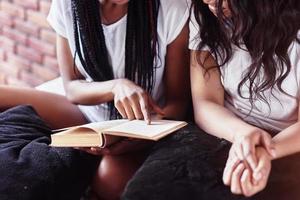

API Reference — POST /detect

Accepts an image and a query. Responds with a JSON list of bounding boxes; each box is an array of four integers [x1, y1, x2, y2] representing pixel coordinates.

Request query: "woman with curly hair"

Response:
[[190, 0, 300, 197]]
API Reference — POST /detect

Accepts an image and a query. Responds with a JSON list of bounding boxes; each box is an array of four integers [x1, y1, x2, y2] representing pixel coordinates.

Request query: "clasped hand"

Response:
[[223, 128, 275, 197]]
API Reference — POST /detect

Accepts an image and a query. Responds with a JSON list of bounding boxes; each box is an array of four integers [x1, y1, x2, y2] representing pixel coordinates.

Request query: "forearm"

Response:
[[162, 99, 188, 120], [272, 122, 300, 160], [194, 100, 256, 142], [65, 79, 120, 105]]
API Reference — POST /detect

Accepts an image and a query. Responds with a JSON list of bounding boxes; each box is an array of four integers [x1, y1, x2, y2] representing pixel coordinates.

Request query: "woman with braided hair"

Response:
[[0, 0, 190, 199]]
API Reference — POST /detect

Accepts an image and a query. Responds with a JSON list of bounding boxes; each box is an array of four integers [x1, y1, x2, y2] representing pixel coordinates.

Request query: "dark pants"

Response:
[[122, 124, 300, 200]]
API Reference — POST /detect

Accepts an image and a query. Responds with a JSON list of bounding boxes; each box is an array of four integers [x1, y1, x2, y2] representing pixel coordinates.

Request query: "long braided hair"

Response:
[[71, 0, 160, 119], [192, 0, 300, 107]]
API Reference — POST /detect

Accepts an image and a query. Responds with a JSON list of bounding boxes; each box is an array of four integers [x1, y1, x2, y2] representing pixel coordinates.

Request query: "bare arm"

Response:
[[57, 35, 162, 123], [190, 50, 255, 142], [272, 103, 300, 159], [57, 29, 189, 122], [162, 23, 190, 120], [56, 35, 119, 105]]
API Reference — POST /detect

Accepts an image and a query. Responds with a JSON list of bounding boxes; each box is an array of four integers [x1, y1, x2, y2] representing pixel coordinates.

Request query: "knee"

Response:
[[92, 154, 144, 200]]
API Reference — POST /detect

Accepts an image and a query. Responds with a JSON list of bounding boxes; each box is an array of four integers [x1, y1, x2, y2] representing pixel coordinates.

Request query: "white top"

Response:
[[47, 0, 190, 122], [189, 11, 300, 132]]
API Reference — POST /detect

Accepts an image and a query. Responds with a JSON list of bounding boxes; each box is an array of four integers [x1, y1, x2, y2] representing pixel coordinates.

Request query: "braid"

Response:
[[71, 0, 160, 119], [125, 0, 159, 93], [71, 0, 113, 81]]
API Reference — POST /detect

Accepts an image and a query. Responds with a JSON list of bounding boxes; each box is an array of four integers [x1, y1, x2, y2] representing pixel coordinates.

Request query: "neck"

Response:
[[100, 0, 128, 25]]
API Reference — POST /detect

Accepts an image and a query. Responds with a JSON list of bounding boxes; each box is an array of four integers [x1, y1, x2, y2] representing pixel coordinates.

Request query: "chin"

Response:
[[111, 0, 129, 5]]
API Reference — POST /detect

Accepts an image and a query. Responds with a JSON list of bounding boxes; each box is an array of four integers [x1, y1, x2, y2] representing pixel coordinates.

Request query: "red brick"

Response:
[[0, 35, 15, 52], [20, 70, 44, 86], [40, 28, 56, 44], [0, 11, 14, 27], [0, 0, 60, 87], [31, 63, 59, 81], [13, 0, 39, 10], [0, 49, 6, 61], [39, 1, 51, 15], [14, 18, 40, 37], [28, 36, 55, 56], [0, 73, 7, 84], [26, 10, 50, 28], [17, 44, 43, 63], [2, 26, 28, 45], [6, 52, 31, 71], [0, 61, 21, 78], [0, 1, 25, 19], [43, 55, 59, 71], [6, 76, 30, 87]]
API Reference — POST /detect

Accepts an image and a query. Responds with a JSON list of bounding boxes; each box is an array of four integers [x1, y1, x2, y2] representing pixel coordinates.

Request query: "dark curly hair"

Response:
[[192, 0, 300, 106]]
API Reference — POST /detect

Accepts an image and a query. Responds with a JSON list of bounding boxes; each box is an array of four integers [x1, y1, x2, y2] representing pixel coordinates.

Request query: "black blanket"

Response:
[[122, 124, 300, 200], [0, 105, 99, 200]]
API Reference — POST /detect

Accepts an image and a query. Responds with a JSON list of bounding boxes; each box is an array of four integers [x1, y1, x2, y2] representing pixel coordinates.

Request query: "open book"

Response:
[[50, 119, 187, 148]]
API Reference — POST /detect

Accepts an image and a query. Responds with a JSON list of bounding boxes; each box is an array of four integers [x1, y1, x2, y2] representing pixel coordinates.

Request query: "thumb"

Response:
[[149, 96, 165, 116], [253, 150, 269, 182]]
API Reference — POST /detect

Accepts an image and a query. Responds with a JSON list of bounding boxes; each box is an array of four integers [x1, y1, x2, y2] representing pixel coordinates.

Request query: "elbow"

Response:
[[64, 85, 82, 104], [65, 91, 80, 104], [192, 102, 210, 130], [194, 115, 204, 129]]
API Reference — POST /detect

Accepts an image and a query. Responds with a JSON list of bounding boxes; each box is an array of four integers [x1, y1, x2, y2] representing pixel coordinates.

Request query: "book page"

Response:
[[50, 119, 128, 147], [81, 119, 128, 133], [103, 120, 187, 140]]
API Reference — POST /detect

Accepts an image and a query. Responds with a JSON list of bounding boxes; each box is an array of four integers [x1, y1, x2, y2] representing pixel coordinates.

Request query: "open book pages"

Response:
[[102, 120, 187, 140], [50, 119, 187, 148]]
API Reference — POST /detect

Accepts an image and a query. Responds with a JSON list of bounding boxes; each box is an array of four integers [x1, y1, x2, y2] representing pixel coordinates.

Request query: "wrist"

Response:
[[270, 141, 279, 160], [231, 123, 256, 143], [111, 79, 124, 95], [255, 144, 276, 161]]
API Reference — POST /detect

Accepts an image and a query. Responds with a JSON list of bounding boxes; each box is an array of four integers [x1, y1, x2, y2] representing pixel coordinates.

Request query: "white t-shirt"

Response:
[[47, 0, 190, 122], [189, 11, 300, 132]]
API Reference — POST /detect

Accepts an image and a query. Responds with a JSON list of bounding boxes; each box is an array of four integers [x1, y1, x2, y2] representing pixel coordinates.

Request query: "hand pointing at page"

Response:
[[112, 79, 164, 125]]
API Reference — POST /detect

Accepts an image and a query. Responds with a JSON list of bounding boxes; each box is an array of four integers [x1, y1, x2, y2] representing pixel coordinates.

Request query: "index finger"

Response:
[[223, 153, 241, 185], [139, 93, 151, 124], [242, 139, 258, 171]]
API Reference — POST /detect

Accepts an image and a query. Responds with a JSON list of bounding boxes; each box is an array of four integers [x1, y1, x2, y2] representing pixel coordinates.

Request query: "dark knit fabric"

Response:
[[0, 105, 99, 200], [122, 124, 300, 200]]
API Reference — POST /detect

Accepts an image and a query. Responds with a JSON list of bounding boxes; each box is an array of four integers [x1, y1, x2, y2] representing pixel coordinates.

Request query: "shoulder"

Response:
[[159, 0, 191, 19], [160, 0, 191, 12], [290, 30, 300, 52], [47, 0, 73, 38], [188, 9, 202, 50], [288, 30, 300, 77], [159, 0, 191, 44], [49, 0, 72, 16]]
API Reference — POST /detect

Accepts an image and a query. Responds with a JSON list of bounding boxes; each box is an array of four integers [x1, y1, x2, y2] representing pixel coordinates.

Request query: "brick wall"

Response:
[[0, 0, 59, 87]]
